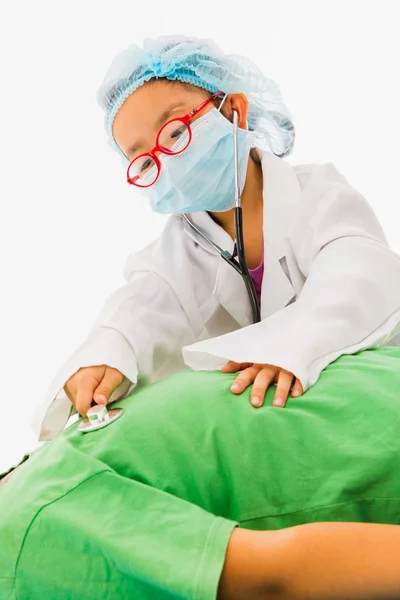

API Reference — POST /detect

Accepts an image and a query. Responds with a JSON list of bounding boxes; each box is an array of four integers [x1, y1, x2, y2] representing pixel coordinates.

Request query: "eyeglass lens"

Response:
[[128, 119, 191, 187]]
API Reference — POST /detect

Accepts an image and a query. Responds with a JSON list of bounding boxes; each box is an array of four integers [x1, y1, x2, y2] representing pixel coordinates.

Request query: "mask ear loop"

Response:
[[218, 93, 249, 130], [217, 92, 228, 113]]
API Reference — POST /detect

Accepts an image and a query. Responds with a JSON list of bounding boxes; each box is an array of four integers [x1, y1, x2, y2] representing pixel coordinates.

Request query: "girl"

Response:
[[33, 35, 400, 441]]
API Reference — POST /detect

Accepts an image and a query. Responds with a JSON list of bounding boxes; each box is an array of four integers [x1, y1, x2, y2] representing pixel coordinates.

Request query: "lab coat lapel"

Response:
[[260, 151, 302, 318], [214, 254, 254, 327], [183, 210, 254, 328], [184, 150, 302, 327]]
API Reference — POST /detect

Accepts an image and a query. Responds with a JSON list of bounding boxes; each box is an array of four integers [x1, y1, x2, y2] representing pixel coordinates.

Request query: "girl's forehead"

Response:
[[131, 80, 205, 106], [112, 81, 208, 156], [113, 81, 207, 132]]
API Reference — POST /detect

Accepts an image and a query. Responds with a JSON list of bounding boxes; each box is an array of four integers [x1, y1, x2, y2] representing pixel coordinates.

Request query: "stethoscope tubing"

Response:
[[183, 109, 261, 324]]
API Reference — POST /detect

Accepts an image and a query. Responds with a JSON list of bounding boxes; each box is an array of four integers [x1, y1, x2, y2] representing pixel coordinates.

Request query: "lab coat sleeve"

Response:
[[33, 270, 196, 442], [182, 165, 400, 391]]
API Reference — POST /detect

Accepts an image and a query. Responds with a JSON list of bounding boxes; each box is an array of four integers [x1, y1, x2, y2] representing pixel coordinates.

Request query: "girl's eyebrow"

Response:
[[125, 102, 187, 158], [156, 102, 187, 128]]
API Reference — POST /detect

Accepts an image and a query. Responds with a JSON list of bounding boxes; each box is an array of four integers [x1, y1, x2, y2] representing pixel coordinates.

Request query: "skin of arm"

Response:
[[218, 522, 400, 600]]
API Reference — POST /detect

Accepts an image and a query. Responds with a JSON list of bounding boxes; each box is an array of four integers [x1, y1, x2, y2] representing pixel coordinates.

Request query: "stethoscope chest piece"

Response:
[[77, 404, 124, 433]]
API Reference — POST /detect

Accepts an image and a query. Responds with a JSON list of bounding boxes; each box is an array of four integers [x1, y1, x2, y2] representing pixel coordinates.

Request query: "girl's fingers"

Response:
[[250, 368, 276, 408], [273, 371, 295, 408], [291, 378, 304, 398], [221, 361, 253, 373], [75, 382, 97, 418], [231, 365, 263, 393]]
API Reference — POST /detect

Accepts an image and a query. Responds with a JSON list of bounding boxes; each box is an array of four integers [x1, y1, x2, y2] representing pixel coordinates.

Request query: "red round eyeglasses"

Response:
[[126, 91, 225, 188]]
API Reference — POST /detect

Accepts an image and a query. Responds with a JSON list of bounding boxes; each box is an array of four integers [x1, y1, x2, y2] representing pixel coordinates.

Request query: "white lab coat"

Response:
[[33, 150, 400, 441]]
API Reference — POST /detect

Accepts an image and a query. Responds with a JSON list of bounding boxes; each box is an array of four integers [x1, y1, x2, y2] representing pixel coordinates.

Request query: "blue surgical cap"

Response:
[[96, 35, 295, 165]]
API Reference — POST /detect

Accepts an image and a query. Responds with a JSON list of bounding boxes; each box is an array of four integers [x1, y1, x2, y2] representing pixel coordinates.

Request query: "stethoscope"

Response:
[[183, 109, 262, 324]]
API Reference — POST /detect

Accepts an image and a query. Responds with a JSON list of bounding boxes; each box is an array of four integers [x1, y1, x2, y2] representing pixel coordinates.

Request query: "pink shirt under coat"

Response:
[[247, 242, 264, 305]]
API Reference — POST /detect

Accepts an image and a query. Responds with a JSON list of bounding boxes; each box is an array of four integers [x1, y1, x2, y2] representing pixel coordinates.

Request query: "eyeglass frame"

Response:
[[126, 90, 226, 187]]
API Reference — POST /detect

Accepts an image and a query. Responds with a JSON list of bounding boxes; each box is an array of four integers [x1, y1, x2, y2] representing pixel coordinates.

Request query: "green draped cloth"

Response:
[[1, 347, 400, 599]]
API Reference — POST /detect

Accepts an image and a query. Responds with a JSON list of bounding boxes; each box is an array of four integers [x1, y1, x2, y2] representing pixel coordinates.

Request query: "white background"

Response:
[[1, 0, 399, 472]]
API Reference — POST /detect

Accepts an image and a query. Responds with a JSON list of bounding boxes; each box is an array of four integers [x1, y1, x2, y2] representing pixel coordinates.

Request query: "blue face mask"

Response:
[[142, 107, 259, 215]]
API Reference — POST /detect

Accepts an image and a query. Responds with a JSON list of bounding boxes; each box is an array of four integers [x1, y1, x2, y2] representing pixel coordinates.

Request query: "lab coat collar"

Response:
[[183, 149, 302, 326]]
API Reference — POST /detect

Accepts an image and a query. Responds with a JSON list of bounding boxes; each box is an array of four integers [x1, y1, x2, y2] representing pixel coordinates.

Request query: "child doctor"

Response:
[[34, 35, 400, 441]]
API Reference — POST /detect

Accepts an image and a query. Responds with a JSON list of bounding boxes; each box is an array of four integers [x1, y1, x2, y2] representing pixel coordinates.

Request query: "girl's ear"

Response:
[[219, 93, 249, 129]]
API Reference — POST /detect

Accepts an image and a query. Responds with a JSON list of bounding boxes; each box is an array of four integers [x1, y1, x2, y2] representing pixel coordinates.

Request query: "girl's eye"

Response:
[[140, 158, 153, 173], [170, 126, 185, 139]]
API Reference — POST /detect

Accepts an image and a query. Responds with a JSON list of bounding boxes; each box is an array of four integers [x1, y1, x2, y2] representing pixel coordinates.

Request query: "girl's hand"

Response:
[[221, 361, 303, 408], [64, 365, 125, 418]]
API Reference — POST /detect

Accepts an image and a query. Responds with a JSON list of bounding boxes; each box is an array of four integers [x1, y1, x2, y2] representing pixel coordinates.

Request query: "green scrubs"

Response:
[[1, 347, 400, 600]]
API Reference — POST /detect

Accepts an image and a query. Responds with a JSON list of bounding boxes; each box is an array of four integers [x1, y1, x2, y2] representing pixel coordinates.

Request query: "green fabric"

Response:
[[1, 346, 400, 599]]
